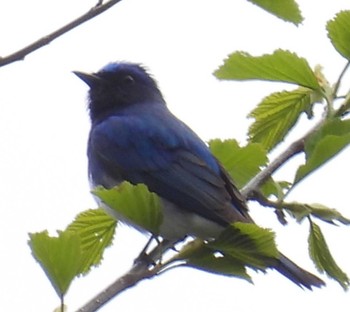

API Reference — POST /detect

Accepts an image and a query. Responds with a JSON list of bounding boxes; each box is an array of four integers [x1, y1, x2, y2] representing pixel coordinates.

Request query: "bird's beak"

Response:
[[73, 71, 102, 87]]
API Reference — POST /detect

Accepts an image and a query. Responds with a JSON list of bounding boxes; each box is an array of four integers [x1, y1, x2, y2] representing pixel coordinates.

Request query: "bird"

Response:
[[74, 62, 325, 289]]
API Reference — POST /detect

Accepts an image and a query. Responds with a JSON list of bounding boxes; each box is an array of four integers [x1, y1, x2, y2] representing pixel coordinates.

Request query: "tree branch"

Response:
[[0, 0, 123, 67], [76, 262, 156, 312], [241, 118, 326, 199], [241, 139, 304, 199], [76, 240, 176, 312]]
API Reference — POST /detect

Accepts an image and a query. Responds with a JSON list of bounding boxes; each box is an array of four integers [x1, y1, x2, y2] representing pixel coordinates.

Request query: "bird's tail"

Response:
[[274, 253, 325, 289]]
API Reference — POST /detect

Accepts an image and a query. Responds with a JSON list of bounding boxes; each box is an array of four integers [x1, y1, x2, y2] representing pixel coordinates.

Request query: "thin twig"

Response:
[[333, 61, 350, 97], [0, 0, 123, 67], [335, 92, 350, 117], [76, 240, 176, 312], [76, 262, 156, 312], [241, 118, 327, 199], [241, 139, 304, 199]]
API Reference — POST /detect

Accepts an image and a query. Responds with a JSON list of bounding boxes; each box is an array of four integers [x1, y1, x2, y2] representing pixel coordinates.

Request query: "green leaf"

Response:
[[180, 240, 251, 281], [283, 202, 312, 222], [248, 88, 318, 151], [209, 139, 282, 198], [247, 0, 303, 25], [260, 180, 291, 200], [209, 139, 268, 188], [283, 202, 350, 224], [308, 203, 350, 225], [66, 208, 117, 275], [208, 222, 278, 270], [28, 231, 82, 298], [92, 183, 163, 235], [214, 50, 320, 90], [188, 254, 251, 281], [308, 220, 349, 289], [294, 119, 350, 184], [327, 11, 350, 60]]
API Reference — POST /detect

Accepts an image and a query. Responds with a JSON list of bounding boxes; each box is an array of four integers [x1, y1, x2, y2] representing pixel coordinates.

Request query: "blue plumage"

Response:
[[74, 62, 324, 289]]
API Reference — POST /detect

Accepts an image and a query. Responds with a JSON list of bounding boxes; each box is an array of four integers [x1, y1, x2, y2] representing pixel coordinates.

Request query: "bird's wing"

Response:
[[89, 115, 249, 225]]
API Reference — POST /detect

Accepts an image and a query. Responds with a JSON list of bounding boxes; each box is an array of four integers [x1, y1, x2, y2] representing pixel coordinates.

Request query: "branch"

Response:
[[241, 139, 304, 199], [241, 118, 326, 199], [0, 0, 123, 67], [76, 262, 156, 312], [76, 240, 176, 312]]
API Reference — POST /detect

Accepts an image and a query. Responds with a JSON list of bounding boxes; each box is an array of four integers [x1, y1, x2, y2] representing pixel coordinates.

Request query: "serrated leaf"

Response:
[[327, 11, 350, 60], [187, 250, 251, 281], [248, 88, 317, 151], [308, 203, 350, 225], [92, 183, 163, 235], [208, 222, 278, 270], [209, 139, 268, 188], [247, 0, 303, 25], [214, 50, 320, 90], [294, 119, 350, 184], [28, 231, 82, 298], [176, 239, 251, 281], [283, 202, 350, 224], [66, 208, 117, 275], [308, 220, 349, 289]]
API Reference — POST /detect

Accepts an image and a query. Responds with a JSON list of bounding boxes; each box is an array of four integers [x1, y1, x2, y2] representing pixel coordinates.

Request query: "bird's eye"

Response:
[[123, 75, 135, 85]]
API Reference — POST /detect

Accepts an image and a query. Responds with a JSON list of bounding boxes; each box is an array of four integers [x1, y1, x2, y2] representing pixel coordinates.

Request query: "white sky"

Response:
[[1, 0, 350, 311]]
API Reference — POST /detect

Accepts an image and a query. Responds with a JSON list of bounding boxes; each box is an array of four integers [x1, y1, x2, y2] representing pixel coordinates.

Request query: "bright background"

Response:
[[1, 1, 350, 311]]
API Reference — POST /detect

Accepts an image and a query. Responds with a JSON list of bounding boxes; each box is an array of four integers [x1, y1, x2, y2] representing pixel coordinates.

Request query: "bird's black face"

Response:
[[74, 62, 164, 122]]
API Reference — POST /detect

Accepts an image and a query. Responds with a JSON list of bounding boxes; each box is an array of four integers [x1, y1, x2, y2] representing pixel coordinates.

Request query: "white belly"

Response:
[[96, 195, 223, 240], [159, 199, 224, 239]]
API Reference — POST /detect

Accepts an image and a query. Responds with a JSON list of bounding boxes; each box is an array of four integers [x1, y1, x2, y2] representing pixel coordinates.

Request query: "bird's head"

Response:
[[74, 62, 165, 121]]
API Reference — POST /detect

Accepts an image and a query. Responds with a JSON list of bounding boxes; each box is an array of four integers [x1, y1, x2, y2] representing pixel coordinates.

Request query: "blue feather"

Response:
[[74, 62, 324, 289]]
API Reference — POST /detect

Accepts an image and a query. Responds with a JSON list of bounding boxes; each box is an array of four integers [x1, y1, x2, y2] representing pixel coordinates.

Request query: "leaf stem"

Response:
[[333, 61, 350, 97]]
